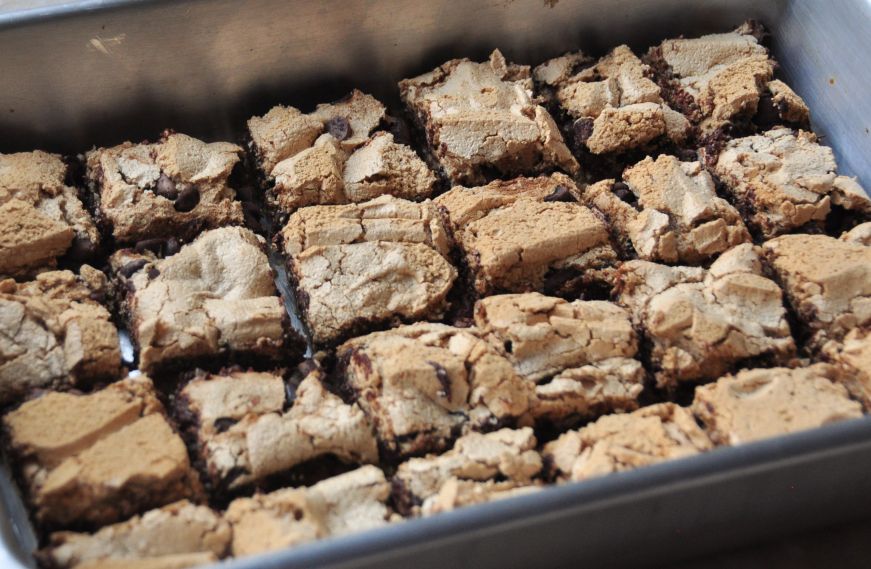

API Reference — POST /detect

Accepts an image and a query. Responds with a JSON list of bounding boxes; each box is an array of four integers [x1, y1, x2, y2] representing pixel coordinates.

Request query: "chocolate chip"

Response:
[[134, 238, 167, 254], [67, 234, 96, 261], [326, 116, 352, 141], [297, 359, 320, 377], [754, 93, 782, 130], [119, 259, 148, 278], [154, 173, 179, 200], [174, 185, 200, 212], [543, 184, 576, 202], [427, 361, 451, 400], [165, 237, 180, 256], [613, 181, 638, 205], [675, 148, 698, 162], [147, 266, 160, 280], [573, 118, 595, 145], [214, 417, 238, 433]]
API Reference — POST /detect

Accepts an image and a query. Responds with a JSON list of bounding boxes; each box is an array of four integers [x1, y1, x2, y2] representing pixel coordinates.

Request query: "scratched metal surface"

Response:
[[1, 1, 870, 569]]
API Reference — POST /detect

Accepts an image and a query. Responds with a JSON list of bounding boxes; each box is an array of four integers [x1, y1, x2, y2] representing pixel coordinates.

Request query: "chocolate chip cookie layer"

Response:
[[582, 155, 749, 263], [436, 174, 619, 298], [534, 45, 690, 155], [337, 323, 532, 458], [110, 227, 298, 373], [400, 50, 578, 185], [86, 131, 244, 244], [0, 150, 100, 276], [176, 367, 377, 494], [0, 266, 120, 404], [616, 244, 795, 386], [280, 195, 457, 346], [2, 375, 201, 528]]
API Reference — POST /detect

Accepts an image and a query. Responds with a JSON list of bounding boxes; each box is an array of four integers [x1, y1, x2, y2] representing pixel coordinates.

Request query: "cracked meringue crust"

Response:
[[762, 232, 871, 348], [535, 45, 690, 155], [392, 427, 541, 515], [225, 466, 391, 558], [337, 323, 532, 458], [543, 402, 712, 482], [616, 244, 795, 386], [85, 132, 245, 244], [0, 266, 121, 404], [2, 375, 201, 528], [40, 500, 230, 569], [282, 195, 457, 346], [708, 128, 870, 238], [1, 150, 100, 277], [176, 367, 378, 493], [110, 227, 297, 374], [692, 364, 862, 446], [436, 174, 619, 297], [582, 155, 750, 263], [400, 49, 578, 185]]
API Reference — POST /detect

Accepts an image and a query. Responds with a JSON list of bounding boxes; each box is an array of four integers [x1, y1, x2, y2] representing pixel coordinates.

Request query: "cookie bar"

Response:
[[474, 293, 644, 422], [822, 329, 871, 410], [0, 150, 100, 276], [280, 195, 457, 345], [707, 128, 871, 238], [393, 428, 541, 516], [225, 465, 391, 557], [646, 22, 802, 134], [616, 244, 795, 386], [399, 49, 578, 185], [85, 131, 244, 244], [692, 364, 862, 446], [248, 90, 387, 174], [762, 232, 871, 347], [544, 403, 712, 482], [419, 479, 541, 517], [337, 323, 532, 457], [534, 45, 690, 155], [110, 226, 298, 373], [0, 267, 121, 404], [249, 91, 436, 217], [40, 501, 230, 569], [176, 366, 377, 494], [2, 375, 201, 528], [582, 155, 749, 263], [436, 174, 619, 297], [841, 221, 871, 246]]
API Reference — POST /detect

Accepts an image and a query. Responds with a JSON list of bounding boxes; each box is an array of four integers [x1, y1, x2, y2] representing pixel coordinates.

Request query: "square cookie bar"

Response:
[[707, 128, 870, 238], [543, 403, 712, 482], [692, 364, 862, 446], [823, 328, 871, 410], [474, 293, 644, 423], [400, 50, 578, 185], [40, 500, 230, 569], [762, 232, 871, 347], [582, 155, 749, 264], [393, 428, 541, 516], [436, 174, 619, 297], [2, 375, 201, 528], [248, 91, 436, 217], [225, 465, 390, 558], [616, 244, 795, 386], [279, 195, 457, 346], [86, 131, 245, 244], [0, 150, 100, 277], [337, 323, 532, 458], [646, 21, 808, 135], [534, 45, 690, 155], [0, 267, 120, 404], [175, 366, 377, 494], [111, 226, 299, 373]]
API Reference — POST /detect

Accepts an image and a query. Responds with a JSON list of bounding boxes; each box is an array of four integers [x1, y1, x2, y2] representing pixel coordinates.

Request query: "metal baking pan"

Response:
[[1, 0, 870, 568]]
